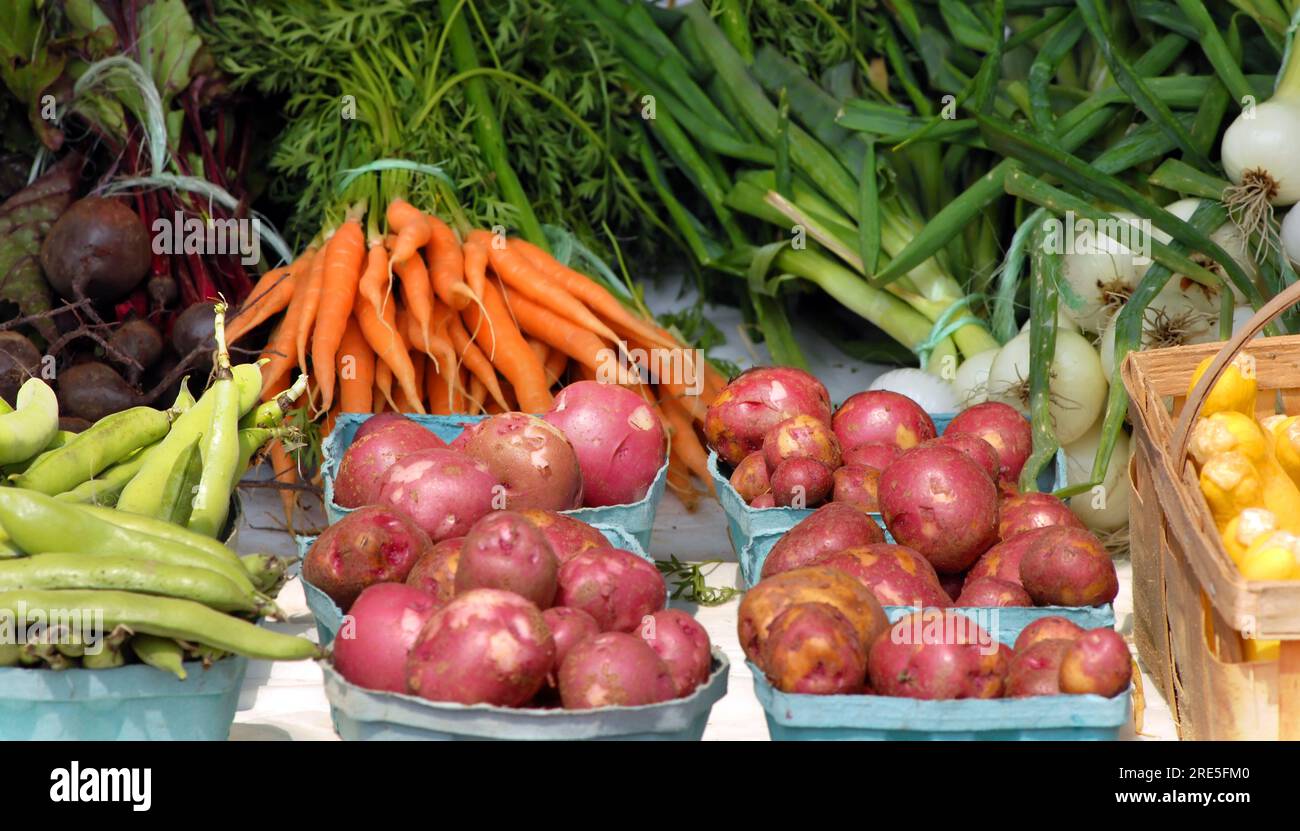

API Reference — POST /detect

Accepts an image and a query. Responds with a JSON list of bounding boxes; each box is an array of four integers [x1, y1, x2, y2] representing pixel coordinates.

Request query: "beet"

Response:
[[40, 197, 150, 302], [0, 332, 41, 406], [56, 361, 140, 422], [171, 302, 217, 357], [106, 319, 163, 374]]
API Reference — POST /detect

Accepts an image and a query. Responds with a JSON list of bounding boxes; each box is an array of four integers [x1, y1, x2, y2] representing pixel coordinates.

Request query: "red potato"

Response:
[[998, 491, 1085, 539], [333, 426, 447, 508], [832, 390, 936, 452], [737, 566, 888, 663], [1019, 527, 1119, 607], [376, 448, 499, 542], [812, 543, 950, 608], [454, 511, 559, 608], [760, 602, 867, 695], [964, 526, 1062, 589], [1005, 638, 1071, 697], [406, 588, 555, 706], [555, 547, 666, 632], [771, 457, 833, 507], [841, 442, 902, 471], [559, 632, 676, 708], [639, 609, 712, 698], [946, 402, 1032, 485], [455, 413, 583, 511], [954, 576, 1033, 607], [926, 432, 1001, 482], [729, 452, 771, 502], [1059, 628, 1131, 697], [352, 413, 427, 444], [763, 414, 841, 472], [1013, 615, 1085, 652], [760, 503, 886, 578], [404, 537, 463, 604], [750, 493, 776, 509], [544, 381, 666, 507], [517, 510, 608, 564], [704, 367, 831, 467], [333, 584, 440, 693], [867, 609, 1010, 699], [878, 445, 999, 574], [542, 606, 601, 676], [831, 465, 881, 512], [304, 505, 433, 610]]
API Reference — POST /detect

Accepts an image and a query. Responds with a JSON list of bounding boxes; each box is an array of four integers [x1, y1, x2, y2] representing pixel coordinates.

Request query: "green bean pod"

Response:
[[82, 627, 128, 670], [156, 436, 203, 526], [240, 373, 307, 430], [0, 590, 321, 661], [0, 379, 58, 466], [131, 634, 187, 680], [2, 430, 77, 477], [0, 642, 19, 667], [0, 397, 12, 416], [173, 376, 196, 411], [78, 504, 243, 568], [189, 304, 241, 538], [15, 406, 176, 495], [0, 553, 266, 614], [21, 642, 73, 670], [240, 553, 293, 596], [53, 443, 156, 505], [115, 362, 262, 516]]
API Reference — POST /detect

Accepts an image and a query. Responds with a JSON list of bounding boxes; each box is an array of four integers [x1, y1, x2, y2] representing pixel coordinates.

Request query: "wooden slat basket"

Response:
[[1122, 284, 1300, 740]]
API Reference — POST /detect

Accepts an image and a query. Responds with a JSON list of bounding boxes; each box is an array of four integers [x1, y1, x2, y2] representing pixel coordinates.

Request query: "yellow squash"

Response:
[[1188, 353, 1257, 417], [1222, 508, 1278, 565]]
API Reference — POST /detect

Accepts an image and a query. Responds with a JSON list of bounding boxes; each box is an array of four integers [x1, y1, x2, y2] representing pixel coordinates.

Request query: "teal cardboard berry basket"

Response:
[[321, 412, 667, 552]]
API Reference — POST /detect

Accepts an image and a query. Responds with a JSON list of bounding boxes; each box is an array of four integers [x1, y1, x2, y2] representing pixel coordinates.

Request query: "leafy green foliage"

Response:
[[655, 555, 740, 606]]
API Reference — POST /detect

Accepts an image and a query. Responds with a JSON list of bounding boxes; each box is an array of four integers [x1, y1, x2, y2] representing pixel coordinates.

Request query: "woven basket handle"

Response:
[[1171, 280, 1300, 468]]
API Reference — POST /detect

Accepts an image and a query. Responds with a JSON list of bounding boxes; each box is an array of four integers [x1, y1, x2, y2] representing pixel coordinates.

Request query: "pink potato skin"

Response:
[[404, 537, 464, 604], [352, 413, 428, 444], [763, 414, 841, 472], [760, 602, 867, 695], [926, 432, 1001, 482], [517, 510, 609, 564], [376, 448, 499, 542], [998, 491, 1085, 539], [832, 391, 936, 453], [750, 493, 776, 508], [405, 588, 555, 706], [304, 505, 433, 610], [878, 445, 999, 574], [760, 502, 886, 578], [964, 526, 1062, 589], [811, 543, 950, 608], [867, 609, 1011, 699], [454, 511, 559, 608], [544, 381, 666, 508], [559, 632, 676, 709], [555, 547, 666, 632], [1019, 527, 1119, 607], [333, 583, 441, 693], [1013, 615, 1085, 652], [639, 609, 712, 698], [946, 403, 1032, 485], [1005, 638, 1072, 697], [1059, 629, 1131, 697], [704, 367, 831, 467], [542, 606, 602, 676], [333, 426, 447, 508], [737, 566, 888, 664], [729, 452, 771, 502], [954, 576, 1033, 607], [455, 413, 583, 511], [841, 442, 902, 471], [771, 457, 833, 507], [831, 465, 881, 512]]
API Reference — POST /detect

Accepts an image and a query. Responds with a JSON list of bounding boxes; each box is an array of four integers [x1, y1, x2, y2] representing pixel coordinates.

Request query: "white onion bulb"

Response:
[[867, 368, 959, 413], [986, 330, 1108, 445]]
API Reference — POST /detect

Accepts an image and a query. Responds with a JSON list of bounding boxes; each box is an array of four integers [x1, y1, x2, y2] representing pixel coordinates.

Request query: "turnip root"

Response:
[[737, 566, 888, 663], [1005, 638, 1071, 697], [771, 457, 833, 507], [832, 390, 936, 452], [334, 426, 447, 508], [763, 414, 841, 472], [333, 583, 440, 693], [879, 445, 999, 574], [404, 537, 464, 604], [946, 402, 1032, 485], [760, 602, 866, 695], [559, 632, 676, 708], [867, 609, 1010, 699], [730, 452, 771, 502], [1013, 616, 1085, 652], [964, 526, 1061, 589], [760, 503, 886, 578], [639, 609, 712, 697], [954, 576, 1032, 607], [455, 511, 559, 608], [998, 491, 1085, 540], [304, 505, 433, 610], [1019, 527, 1118, 606], [831, 465, 881, 512], [544, 381, 665, 507], [812, 543, 950, 608], [555, 547, 666, 632], [406, 589, 554, 706], [377, 448, 500, 542], [542, 606, 601, 676], [518, 510, 609, 564], [705, 367, 831, 467], [926, 432, 1001, 482], [456, 413, 583, 511], [1059, 628, 1131, 696], [842, 442, 902, 471]]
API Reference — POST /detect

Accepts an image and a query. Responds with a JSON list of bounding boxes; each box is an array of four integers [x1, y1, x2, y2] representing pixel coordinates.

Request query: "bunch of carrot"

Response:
[[227, 198, 723, 509]]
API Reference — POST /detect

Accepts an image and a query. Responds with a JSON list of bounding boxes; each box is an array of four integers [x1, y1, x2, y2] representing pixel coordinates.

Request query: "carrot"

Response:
[[259, 247, 320, 399], [508, 291, 609, 371], [406, 305, 457, 407], [311, 220, 365, 412], [294, 234, 330, 378], [355, 245, 424, 413], [486, 238, 620, 343], [618, 333, 709, 422], [394, 350, 425, 413], [427, 359, 451, 415], [374, 360, 396, 412], [393, 247, 436, 354], [661, 395, 714, 495], [545, 351, 568, 388], [462, 230, 491, 300], [454, 367, 469, 413], [467, 376, 487, 414], [444, 312, 509, 411], [666, 450, 702, 512], [461, 278, 552, 412], [336, 315, 373, 413], [528, 339, 549, 368], [267, 441, 300, 532], [386, 198, 433, 267], [228, 250, 309, 344], [394, 305, 427, 410], [426, 214, 474, 309]]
